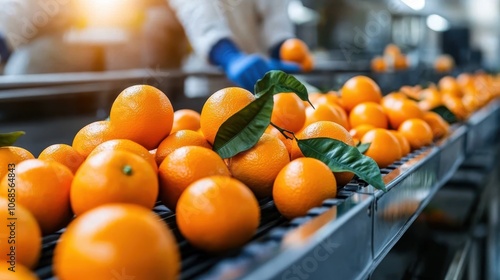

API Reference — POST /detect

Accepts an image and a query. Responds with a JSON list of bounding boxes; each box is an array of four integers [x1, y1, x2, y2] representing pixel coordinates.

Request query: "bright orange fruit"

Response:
[[71, 150, 158, 216], [110, 85, 174, 150], [227, 133, 290, 198], [273, 158, 337, 220], [38, 144, 85, 174], [0, 198, 41, 268], [158, 146, 230, 211], [53, 204, 180, 280], [0, 146, 34, 180], [361, 128, 402, 168], [200, 87, 255, 144], [398, 118, 433, 150], [0, 159, 73, 235], [349, 102, 389, 129], [176, 176, 260, 252], [340, 76, 383, 112], [88, 139, 158, 173], [171, 109, 201, 134], [271, 92, 306, 133]]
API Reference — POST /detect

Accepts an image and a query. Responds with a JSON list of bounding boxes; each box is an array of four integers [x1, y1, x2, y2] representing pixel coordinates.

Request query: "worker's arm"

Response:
[[168, 0, 232, 62], [0, 0, 72, 49], [169, 0, 299, 90], [256, 0, 295, 59]]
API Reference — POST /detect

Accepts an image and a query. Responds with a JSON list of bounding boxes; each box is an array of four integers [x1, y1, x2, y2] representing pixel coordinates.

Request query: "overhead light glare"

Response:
[[401, 0, 425, 11], [426, 14, 450, 32]]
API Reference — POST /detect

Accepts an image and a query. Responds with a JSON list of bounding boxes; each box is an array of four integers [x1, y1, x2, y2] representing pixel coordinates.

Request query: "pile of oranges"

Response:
[[1, 70, 499, 279], [371, 44, 410, 73]]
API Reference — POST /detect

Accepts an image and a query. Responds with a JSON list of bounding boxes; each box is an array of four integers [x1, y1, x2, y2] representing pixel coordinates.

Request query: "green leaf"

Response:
[[254, 70, 311, 105], [357, 142, 371, 154], [431, 105, 458, 124], [213, 91, 274, 158], [298, 137, 386, 191], [0, 131, 25, 147]]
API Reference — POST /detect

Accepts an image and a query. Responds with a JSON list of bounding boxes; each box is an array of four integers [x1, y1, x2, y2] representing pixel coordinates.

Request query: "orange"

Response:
[[308, 91, 343, 108], [109, 85, 174, 150], [72, 121, 114, 158], [291, 121, 355, 187], [0, 159, 73, 235], [349, 124, 376, 141], [389, 130, 411, 157], [400, 85, 422, 100], [265, 126, 293, 156], [380, 92, 407, 108], [303, 103, 345, 130], [457, 73, 474, 88], [200, 87, 255, 144], [462, 91, 481, 113], [422, 111, 450, 140], [158, 146, 230, 210], [0, 198, 41, 268], [384, 44, 401, 58], [280, 38, 309, 63], [418, 87, 442, 111], [176, 176, 260, 252], [0, 146, 34, 180], [155, 130, 212, 166], [394, 54, 409, 70], [438, 76, 462, 97], [171, 109, 201, 134], [273, 157, 337, 220], [349, 102, 389, 129], [398, 118, 433, 150], [434, 55, 455, 73], [71, 150, 158, 216], [371, 56, 387, 72], [227, 133, 290, 198], [53, 204, 180, 280], [38, 144, 86, 174], [330, 103, 350, 130], [361, 128, 402, 168], [340, 76, 383, 112], [271, 92, 306, 133], [301, 54, 314, 72], [88, 139, 158, 172], [442, 95, 469, 120], [0, 263, 39, 279], [383, 99, 424, 129]]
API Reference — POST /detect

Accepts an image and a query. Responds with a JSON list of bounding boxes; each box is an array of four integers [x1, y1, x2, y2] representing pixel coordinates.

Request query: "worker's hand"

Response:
[[210, 39, 304, 91], [225, 54, 272, 91]]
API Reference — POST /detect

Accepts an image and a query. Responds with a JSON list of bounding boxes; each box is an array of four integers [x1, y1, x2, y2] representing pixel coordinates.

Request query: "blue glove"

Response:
[[269, 59, 301, 73], [0, 34, 11, 64], [210, 39, 272, 91]]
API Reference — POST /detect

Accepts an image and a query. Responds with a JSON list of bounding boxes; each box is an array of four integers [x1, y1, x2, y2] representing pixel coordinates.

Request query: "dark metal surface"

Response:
[[234, 193, 373, 280], [435, 124, 467, 184], [465, 99, 500, 155]]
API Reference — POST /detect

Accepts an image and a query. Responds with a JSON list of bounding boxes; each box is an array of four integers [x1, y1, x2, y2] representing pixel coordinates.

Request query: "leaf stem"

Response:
[[270, 122, 295, 140]]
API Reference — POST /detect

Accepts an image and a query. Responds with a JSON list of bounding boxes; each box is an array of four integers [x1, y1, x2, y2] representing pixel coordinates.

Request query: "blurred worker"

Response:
[[0, 0, 101, 74], [0, 0, 187, 75], [169, 0, 308, 95]]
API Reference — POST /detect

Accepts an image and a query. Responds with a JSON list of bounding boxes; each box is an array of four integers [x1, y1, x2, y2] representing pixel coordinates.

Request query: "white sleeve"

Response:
[[168, 0, 233, 61], [0, 0, 73, 49], [256, 0, 295, 51]]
